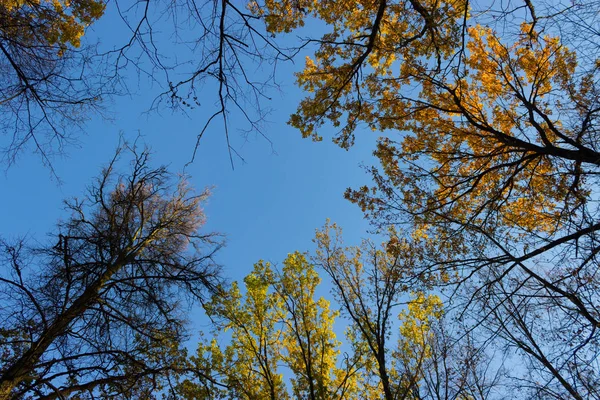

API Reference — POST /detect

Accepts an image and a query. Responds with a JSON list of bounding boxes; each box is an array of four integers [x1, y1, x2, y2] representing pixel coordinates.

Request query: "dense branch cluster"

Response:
[[0, 146, 222, 398], [2, 0, 600, 399], [261, 0, 600, 398], [174, 245, 490, 400], [0, 0, 109, 166]]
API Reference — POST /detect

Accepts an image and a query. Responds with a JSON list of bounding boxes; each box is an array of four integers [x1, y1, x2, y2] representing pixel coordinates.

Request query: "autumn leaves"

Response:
[[178, 228, 445, 399]]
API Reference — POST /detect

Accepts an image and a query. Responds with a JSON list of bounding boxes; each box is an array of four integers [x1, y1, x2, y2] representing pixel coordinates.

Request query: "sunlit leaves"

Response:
[[183, 244, 444, 399], [258, 1, 600, 397], [1, 0, 105, 53]]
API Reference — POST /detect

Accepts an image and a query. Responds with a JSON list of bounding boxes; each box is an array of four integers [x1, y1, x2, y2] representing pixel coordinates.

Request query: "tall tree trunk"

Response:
[[0, 256, 128, 397]]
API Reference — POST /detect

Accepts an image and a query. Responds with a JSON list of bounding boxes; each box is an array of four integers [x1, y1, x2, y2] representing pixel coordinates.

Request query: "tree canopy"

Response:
[[0, 145, 222, 398], [175, 246, 460, 400], [259, 0, 600, 398], [2, 0, 600, 399]]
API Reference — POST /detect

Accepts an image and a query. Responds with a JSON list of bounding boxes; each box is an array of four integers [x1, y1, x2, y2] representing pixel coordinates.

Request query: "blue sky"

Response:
[[0, 4, 383, 322]]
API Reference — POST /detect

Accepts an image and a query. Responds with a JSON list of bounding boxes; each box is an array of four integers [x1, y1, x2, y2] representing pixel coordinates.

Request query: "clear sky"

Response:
[[0, 3, 383, 330]]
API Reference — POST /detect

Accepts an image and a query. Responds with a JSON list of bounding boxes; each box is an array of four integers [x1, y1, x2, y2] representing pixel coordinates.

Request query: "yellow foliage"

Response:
[[187, 238, 449, 399], [257, 0, 589, 246], [0, 0, 105, 54], [398, 292, 443, 360]]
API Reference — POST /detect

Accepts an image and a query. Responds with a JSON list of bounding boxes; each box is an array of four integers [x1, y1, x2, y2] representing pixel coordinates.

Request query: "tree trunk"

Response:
[[0, 256, 127, 397]]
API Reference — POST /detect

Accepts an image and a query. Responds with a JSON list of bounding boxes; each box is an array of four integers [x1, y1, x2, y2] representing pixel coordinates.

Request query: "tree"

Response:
[[258, 0, 600, 398], [412, 314, 506, 400], [177, 233, 485, 400], [176, 253, 364, 400], [275, 252, 356, 400], [0, 144, 222, 398], [313, 223, 451, 400], [180, 261, 288, 400]]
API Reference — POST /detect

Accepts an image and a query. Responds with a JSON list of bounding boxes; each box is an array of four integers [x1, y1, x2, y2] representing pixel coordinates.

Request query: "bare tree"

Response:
[[0, 144, 223, 398], [417, 317, 506, 400]]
